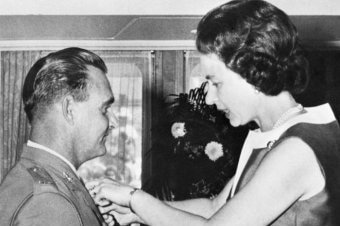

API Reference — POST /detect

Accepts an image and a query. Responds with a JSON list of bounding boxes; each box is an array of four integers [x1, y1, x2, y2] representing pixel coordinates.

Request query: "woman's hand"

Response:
[[102, 213, 116, 226], [110, 211, 144, 225], [86, 178, 137, 207], [86, 179, 144, 225], [98, 197, 145, 225], [101, 211, 142, 226], [98, 202, 131, 214]]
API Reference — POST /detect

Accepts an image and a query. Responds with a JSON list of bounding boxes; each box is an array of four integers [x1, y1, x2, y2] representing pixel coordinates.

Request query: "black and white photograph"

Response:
[[0, 0, 340, 225]]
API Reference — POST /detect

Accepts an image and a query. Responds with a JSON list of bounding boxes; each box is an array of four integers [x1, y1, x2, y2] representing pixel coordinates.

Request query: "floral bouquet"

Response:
[[147, 82, 248, 201]]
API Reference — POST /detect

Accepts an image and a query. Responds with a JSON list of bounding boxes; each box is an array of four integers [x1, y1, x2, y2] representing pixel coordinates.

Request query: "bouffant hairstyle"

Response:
[[196, 0, 309, 95], [22, 47, 107, 123]]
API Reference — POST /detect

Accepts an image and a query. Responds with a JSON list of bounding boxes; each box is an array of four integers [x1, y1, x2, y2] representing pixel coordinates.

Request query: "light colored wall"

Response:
[[0, 0, 339, 15]]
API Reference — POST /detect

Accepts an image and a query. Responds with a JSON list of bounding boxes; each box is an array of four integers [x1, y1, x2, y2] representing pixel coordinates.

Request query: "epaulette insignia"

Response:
[[63, 172, 74, 182], [27, 167, 57, 193]]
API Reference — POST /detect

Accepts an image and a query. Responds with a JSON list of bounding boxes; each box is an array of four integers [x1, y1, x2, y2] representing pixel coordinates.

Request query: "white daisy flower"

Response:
[[204, 141, 224, 161], [171, 122, 186, 138]]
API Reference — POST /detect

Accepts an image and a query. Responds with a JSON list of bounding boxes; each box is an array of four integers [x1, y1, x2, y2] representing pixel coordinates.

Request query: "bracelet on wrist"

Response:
[[128, 188, 139, 213]]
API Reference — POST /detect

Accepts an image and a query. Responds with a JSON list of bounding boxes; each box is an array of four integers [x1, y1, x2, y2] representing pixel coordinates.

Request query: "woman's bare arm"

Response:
[[127, 137, 322, 226], [164, 176, 234, 218], [95, 137, 323, 226]]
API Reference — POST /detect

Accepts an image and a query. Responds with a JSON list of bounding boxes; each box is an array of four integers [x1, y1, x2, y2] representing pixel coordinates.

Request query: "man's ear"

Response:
[[62, 95, 76, 125]]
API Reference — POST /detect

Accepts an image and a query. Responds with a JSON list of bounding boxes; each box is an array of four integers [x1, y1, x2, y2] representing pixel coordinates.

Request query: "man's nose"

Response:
[[109, 112, 119, 130]]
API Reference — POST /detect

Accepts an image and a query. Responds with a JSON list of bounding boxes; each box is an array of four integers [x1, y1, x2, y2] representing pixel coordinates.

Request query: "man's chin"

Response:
[[88, 146, 107, 160]]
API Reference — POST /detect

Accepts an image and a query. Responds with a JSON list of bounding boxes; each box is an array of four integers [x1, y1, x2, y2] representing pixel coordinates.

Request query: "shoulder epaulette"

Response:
[[27, 166, 58, 194]]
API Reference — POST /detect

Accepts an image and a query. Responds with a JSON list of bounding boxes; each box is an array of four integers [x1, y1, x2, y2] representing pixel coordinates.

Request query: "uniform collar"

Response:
[[23, 142, 80, 183], [27, 140, 78, 177]]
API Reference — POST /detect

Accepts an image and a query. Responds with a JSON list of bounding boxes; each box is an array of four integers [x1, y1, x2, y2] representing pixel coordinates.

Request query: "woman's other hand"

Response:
[[110, 211, 144, 225], [102, 212, 141, 226], [103, 214, 116, 226]]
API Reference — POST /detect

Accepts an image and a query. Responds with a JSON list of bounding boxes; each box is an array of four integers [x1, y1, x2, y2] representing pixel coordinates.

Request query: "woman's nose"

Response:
[[205, 83, 217, 105]]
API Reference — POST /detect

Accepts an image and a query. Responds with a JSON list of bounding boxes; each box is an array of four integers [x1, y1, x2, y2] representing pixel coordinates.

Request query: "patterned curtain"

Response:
[[0, 51, 46, 182]]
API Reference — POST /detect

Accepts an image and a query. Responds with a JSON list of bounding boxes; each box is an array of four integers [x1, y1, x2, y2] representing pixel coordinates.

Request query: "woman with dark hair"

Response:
[[88, 0, 340, 225]]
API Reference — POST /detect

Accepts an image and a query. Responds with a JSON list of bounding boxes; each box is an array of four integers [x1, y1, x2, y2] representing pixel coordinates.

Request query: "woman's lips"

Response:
[[224, 109, 231, 118]]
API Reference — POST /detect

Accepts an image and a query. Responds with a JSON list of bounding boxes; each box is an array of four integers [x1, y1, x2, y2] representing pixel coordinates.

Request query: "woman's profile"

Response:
[[88, 0, 340, 225]]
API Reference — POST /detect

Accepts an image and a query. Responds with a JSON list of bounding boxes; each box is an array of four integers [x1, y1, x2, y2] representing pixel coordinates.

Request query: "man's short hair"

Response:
[[22, 47, 107, 123]]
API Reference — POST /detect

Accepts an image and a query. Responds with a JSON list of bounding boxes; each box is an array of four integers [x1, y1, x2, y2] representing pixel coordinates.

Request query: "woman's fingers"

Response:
[[93, 185, 125, 206], [103, 211, 137, 226], [85, 180, 100, 197], [85, 180, 99, 189], [103, 214, 116, 226], [95, 198, 111, 207], [86, 178, 142, 225], [93, 182, 136, 207], [110, 211, 138, 226], [99, 202, 132, 214], [93, 186, 108, 203], [85, 178, 118, 192]]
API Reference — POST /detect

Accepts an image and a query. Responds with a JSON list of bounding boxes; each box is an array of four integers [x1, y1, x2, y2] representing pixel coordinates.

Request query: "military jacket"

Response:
[[0, 145, 105, 226]]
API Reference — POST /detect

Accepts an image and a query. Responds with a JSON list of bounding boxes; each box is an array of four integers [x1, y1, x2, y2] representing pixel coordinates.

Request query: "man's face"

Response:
[[73, 66, 115, 165]]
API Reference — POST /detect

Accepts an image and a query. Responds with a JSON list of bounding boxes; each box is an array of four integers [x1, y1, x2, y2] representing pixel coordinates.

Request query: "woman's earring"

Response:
[[254, 87, 260, 94]]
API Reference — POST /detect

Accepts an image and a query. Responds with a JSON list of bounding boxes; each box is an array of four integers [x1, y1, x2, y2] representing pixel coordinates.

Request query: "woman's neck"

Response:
[[255, 92, 300, 132]]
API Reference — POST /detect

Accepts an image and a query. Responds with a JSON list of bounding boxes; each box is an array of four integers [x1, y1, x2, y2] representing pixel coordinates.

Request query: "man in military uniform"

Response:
[[0, 47, 117, 226]]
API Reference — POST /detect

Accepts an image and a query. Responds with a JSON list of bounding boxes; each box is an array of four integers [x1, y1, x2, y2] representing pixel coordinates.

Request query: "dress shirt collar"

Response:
[[27, 140, 78, 177]]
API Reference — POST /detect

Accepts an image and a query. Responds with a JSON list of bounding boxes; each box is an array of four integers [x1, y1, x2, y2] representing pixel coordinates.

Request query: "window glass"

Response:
[[78, 51, 151, 188], [185, 51, 205, 91]]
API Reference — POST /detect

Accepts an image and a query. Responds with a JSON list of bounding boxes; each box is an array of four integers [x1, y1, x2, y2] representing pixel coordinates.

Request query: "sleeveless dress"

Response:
[[231, 104, 340, 225]]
